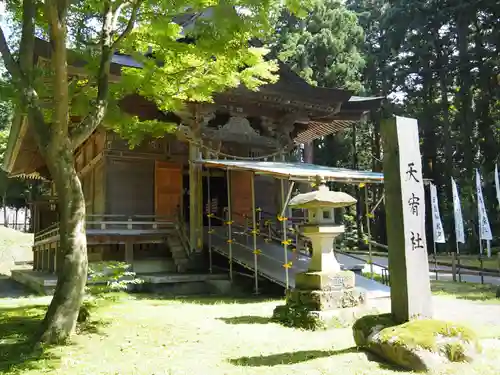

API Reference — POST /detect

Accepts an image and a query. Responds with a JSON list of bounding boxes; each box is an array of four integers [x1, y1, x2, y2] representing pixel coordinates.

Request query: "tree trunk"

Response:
[[351, 123, 363, 242], [432, 29, 454, 250], [455, 10, 476, 250], [38, 143, 88, 344]]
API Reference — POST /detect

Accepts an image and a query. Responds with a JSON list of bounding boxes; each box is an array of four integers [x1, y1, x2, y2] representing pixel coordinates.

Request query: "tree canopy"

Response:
[[273, 0, 365, 92], [0, 0, 313, 344]]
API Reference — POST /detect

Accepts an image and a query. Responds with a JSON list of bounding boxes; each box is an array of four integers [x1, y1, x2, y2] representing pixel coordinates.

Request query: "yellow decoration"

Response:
[[225, 220, 234, 225], [288, 227, 295, 233], [253, 249, 262, 255], [291, 247, 297, 252], [283, 262, 293, 269], [207, 213, 215, 218], [277, 215, 288, 222], [264, 220, 271, 226], [281, 239, 292, 246], [310, 182, 317, 188], [250, 229, 260, 235], [256, 207, 262, 212], [207, 230, 214, 234], [359, 182, 366, 188], [227, 239, 233, 244], [367, 213, 375, 219]]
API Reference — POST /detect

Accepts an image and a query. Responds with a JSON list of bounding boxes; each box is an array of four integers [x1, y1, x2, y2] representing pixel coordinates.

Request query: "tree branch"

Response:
[[0, 2, 51, 151], [69, 0, 142, 149], [19, 0, 36, 78], [69, 1, 115, 149], [113, 0, 142, 48], [46, 0, 70, 140]]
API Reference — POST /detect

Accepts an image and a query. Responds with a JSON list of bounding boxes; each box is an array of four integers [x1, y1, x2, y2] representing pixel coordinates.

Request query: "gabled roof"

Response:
[[3, 37, 384, 178]]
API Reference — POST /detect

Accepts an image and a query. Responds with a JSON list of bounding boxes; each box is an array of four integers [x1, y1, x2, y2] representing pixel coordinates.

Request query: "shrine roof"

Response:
[[31, 38, 381, 110], [197, 159, 384, 184], [2, 38, 384, 178]]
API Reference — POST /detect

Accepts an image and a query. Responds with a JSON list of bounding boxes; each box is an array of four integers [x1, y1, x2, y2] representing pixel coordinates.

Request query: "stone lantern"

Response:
[[272, 182, 368, 329]]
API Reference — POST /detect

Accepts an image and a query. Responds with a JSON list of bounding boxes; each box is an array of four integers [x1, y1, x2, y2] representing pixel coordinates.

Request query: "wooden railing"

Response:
[[34, 214, 177, 244], [174, 211, 191, 256], [34, 223, 60, 243]]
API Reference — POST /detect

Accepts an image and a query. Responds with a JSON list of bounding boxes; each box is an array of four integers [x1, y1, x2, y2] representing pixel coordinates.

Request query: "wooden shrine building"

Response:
[[2, 37, 383, 276]]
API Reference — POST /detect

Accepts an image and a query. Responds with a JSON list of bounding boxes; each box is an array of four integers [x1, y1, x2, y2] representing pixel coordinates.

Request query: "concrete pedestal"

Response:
[[272, 269, 371, 330]]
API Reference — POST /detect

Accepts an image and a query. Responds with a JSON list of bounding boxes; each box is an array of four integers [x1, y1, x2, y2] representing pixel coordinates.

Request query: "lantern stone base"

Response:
[[295, 270, 356, 291], [272, 270, 372, 330]]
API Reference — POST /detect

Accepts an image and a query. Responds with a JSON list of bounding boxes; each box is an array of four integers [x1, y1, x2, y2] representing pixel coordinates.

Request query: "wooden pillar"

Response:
[[185, 106, 213, 253], [33, 247, 38, 271], [189, 141, 202, 252], [36, 247, 41, 271], [52, 244, 56, 274], [48, 246, 53, 273], [41, 245, 46, 271], [55, 241, 63, 274], [381, 116, 432, 323], [125, 241, 134, 268], [45, 246, 49, 272], [304, 142, 314, 164], [303, 143, 314, 194]]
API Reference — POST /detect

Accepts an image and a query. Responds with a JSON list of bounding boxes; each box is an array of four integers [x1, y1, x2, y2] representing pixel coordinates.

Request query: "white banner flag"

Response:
[[430, 183, 445, 243], [495, 164, 500, 208], [476, 169, 493, 241], [451, 178, 465, 244]]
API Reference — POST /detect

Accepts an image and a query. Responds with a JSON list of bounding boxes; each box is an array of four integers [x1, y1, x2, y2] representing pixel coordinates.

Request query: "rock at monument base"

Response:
[[353, 314, 481, 372]]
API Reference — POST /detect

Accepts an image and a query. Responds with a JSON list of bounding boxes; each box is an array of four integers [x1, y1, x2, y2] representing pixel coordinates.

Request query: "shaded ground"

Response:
[[0, 275, 32, 298], [1, 291, 500, 375]]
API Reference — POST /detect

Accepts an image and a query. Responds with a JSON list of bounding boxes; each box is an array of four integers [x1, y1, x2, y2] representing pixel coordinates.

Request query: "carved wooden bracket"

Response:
[[175, 103, 215, 135]]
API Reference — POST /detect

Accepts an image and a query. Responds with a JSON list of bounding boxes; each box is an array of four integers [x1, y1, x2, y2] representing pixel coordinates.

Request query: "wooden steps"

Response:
[[165, 230, 190, 272]]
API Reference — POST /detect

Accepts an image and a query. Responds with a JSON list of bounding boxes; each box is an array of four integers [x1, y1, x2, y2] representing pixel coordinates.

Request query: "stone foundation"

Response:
[[286, 287, 366, 310], [273, 270, 373, 330]]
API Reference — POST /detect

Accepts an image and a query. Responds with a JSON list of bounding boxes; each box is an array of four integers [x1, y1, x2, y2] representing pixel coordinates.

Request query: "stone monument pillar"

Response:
[[272, 183, 368, 329], [381, 116, 433, 323]]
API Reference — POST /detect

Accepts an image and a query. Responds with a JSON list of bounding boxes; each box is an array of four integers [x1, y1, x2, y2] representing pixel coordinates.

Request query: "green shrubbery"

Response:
[[78, 262, 143, 323]]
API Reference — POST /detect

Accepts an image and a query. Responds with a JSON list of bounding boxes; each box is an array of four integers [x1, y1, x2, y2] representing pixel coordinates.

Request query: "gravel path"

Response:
[[355, 254, 500, 285]]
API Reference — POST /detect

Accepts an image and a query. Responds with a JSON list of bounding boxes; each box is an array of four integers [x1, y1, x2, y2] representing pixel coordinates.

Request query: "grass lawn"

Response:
[[434, 255, 499, 271], [431, 280, 500, 302], [2, 293, 500, 375]]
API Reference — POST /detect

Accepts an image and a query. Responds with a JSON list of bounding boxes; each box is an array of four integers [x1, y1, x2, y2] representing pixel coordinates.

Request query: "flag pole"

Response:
[[479, 239, 484, 284], [456, 240, 461, 282], [433, 238, 438, 281]]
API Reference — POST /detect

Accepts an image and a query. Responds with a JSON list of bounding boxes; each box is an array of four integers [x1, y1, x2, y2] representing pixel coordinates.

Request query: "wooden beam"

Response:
[[78, 151, 104, 178]]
